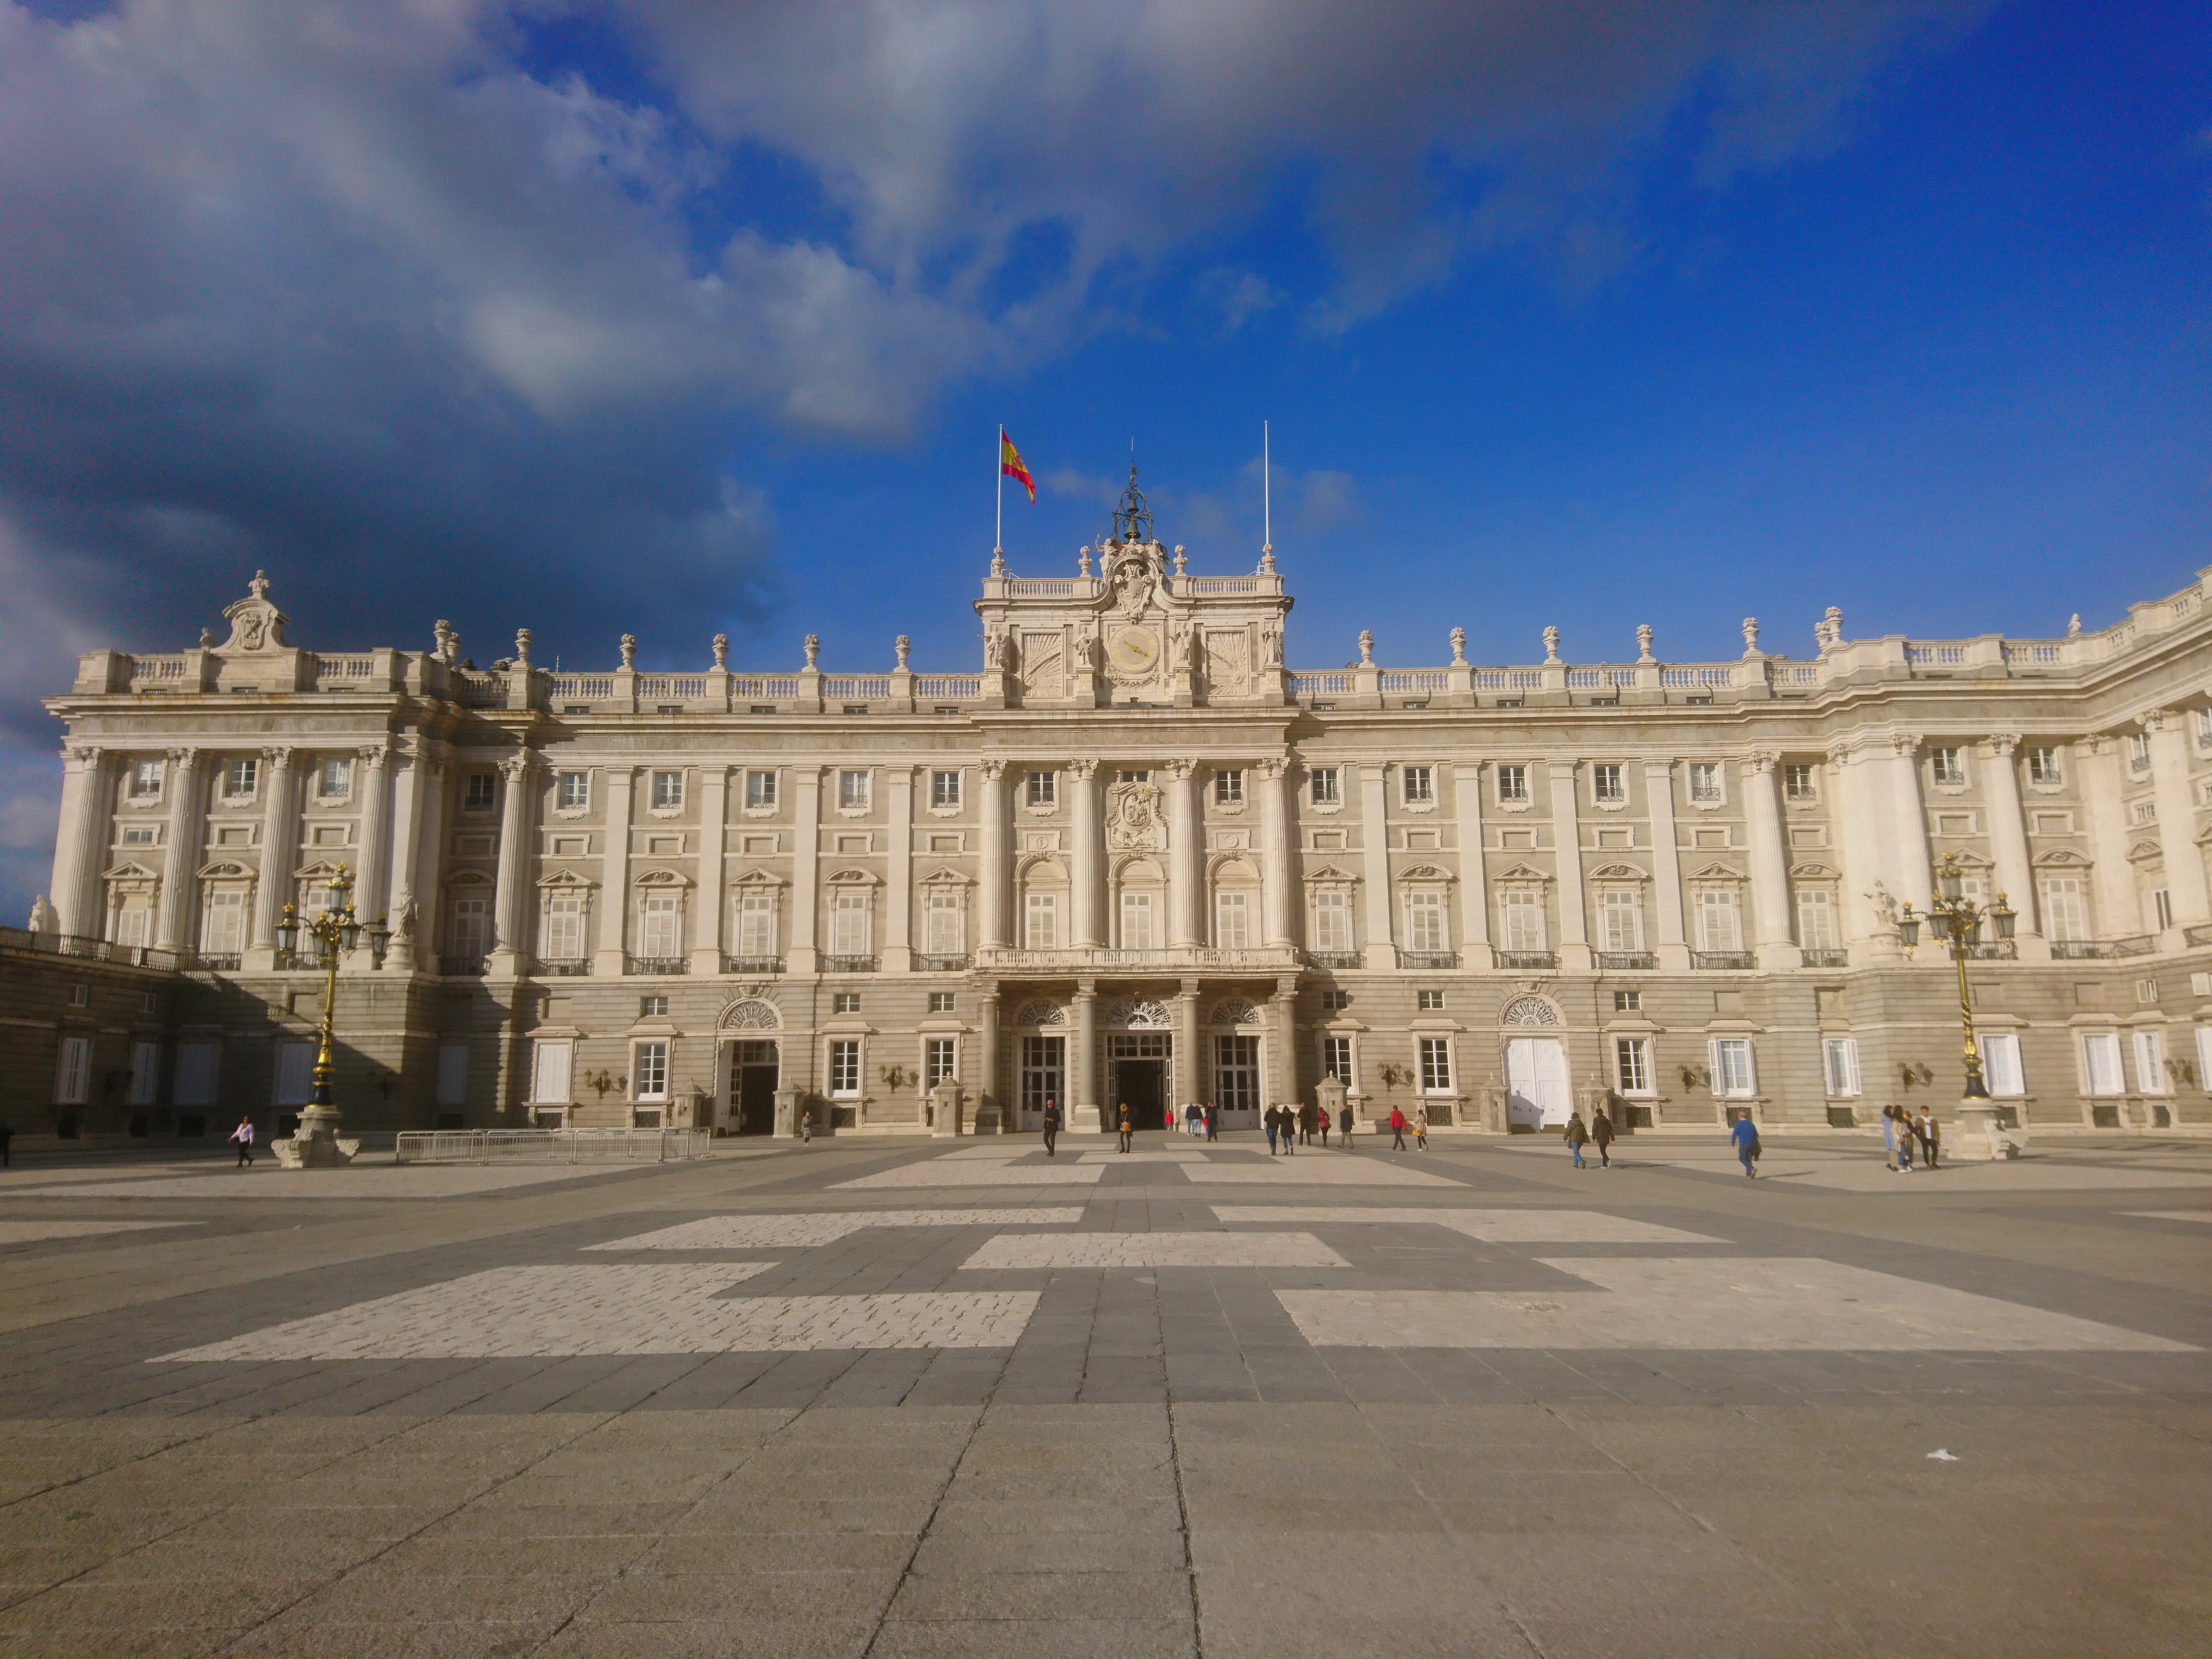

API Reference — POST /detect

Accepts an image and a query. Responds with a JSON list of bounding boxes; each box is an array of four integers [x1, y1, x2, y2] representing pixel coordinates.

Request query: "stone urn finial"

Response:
[[1741, 616, 1761, 657], [894, 634, 911, 670], [1449, 627, 1467, 666], [514, 628, 531, 667], [1635, 623, 1655, 664], [712, 633, 729, 670], [1173, 545, 1187, 575], [434, 619, 452, 660], [199, 627, 216, 650], [619, 633, 637, 670], [803, 634, 820, 670], [1078, 545, 1092, 577], [1542, 625, 1561, 665], [1357, 629, 1374, 666]]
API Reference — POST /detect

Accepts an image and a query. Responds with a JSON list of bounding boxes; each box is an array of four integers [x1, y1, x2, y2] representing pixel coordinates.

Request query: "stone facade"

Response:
[[30, 487, 2212, 1140]]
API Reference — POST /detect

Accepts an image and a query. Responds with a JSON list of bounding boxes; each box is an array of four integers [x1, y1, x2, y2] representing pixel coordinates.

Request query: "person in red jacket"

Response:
[[1389, 1105, 1408, 1151]]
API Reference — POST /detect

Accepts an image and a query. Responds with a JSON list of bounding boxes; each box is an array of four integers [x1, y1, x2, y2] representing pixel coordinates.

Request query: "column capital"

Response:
[[1166, 759, 1195, 782], [1256, 757, 1287, 782], [357, 741, 392, 766], [62, 744, 103, 772], [1889, 731, 1923, 759], [1070, 758, 1100, 781], [979, 758, 1008, 782], [498, 752, 538, 782], [1985, 733, 2021, 757], [1076, 978, 1098, 999], [1640, 756, 1674, 775], [260, 745, 295, 769], [1746, 750, 1780, 775], [167, 745, 200, 769]]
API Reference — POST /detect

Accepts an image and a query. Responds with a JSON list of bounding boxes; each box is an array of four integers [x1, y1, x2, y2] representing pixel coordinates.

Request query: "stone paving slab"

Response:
[[832, 1162, 1107, 1188], [0, 1221, 200, 1245], [587, 1209, 1086, 1250], [1210, 1204, 1725, 1242], [1175, 1158, 1467, 1186], [959, 1232, 1348, 1269], [16, 1166, 637, 1199]]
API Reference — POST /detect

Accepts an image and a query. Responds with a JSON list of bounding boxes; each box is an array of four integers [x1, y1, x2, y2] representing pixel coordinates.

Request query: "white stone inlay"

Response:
[[24, 1166, 628, 1201], [834, 1161, 1106, 1188], [960, 1232, 1348, 1270], [1178, 1159, 1463, 1188], [590, 1209, 1086, 1250], [0, 1220, 199, 1245], [1078, 1151, 1211, 1163], [155, 1266, 1040, 1360], [1211, 1206, 1723, 1243], [2125, 1210, 2212, 1223], [1277, 1258, 2195, 1352]]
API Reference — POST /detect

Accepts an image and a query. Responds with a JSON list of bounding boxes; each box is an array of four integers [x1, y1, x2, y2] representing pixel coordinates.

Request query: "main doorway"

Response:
[[1107, 1032, 1170, 1130], [1504, 1036, 1571, 1131], [730, 1040, 779, 1135]]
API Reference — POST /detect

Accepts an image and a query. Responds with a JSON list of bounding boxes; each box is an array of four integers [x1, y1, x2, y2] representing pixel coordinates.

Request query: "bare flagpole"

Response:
[[992, 426, 1005, 575], [1260, 419, 1276, 574]]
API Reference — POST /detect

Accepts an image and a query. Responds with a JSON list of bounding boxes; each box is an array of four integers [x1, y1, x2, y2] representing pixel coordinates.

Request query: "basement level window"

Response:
[[1590, 696, 1619, 707], [562, 705, 589, 714], [1402, 700, 1427, 710], [843, 705, 869, 715], [749, 705, 776, 714], [1312, 702, 1337, 711], [656, 705, 681, 714], [933, 706, 961, 715], [1685, 694, 1714, 706], [1495, 698, 1522, 708]]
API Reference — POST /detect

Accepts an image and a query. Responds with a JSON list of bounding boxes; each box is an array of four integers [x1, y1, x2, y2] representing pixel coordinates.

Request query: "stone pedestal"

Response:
[[1951, 1100, 2026, 1162], [1317, 1076, 1348, 1138], [276, 1103, 354, 1168], [930, 1081, 965, 1138], [773, 1086, 801, 1139]]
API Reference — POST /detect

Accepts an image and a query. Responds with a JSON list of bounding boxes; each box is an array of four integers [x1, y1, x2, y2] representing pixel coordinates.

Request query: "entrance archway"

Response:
[[1103, 997, 1173, 1131], [718, 1000, 781, 1135]]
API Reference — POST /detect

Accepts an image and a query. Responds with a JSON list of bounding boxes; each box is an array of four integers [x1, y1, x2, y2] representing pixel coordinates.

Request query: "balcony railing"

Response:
[[440, 954, 487, 976], [189, 952, 243, 973], [2185, 924, 2212, 947], [1305, 951, 1362, 971], [1596, 952, 1657, 971], [536, 957, 591, 977], [1399, 951, 1459, 970], [915, 953, 971, 972], [1964, 942, 2018, 961], [722, 955, 784, 976], [1692, 951, 1755, 971], [2107, 934, 2157, 958], [1493, 951, 1557, 971], [625, 956, 690, 976], [823, 954, 880, 974], [1799, 948, 1849, 968], [0, 928, 187, 973], [2049, 941, 2106, 959]]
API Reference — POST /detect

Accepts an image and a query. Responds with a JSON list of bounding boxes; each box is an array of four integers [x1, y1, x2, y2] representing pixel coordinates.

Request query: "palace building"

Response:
[[24, 471, 2212, 1140]]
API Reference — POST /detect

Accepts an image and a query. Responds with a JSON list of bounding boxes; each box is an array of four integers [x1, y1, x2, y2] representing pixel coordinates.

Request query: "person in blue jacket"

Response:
[[1730, 1112, 1760, 1178]]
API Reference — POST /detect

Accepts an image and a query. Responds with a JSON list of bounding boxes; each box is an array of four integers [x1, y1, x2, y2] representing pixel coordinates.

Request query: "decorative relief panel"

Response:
[[1021, 632, 1064, 700], [1106, 778, 1167, 854]]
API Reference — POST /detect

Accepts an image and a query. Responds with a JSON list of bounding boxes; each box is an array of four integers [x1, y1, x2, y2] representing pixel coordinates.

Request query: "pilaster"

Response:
[[1168, 760, 1202, 948], [978, 760, 1009, 948], [1744, 752, 1796, 970], [154, 748, 202, 952], [2146, 709, 2209, 940], [1071, 758, 1103, 948], [593, 765, 635, 977], [1071, 979, 1100, 1131], [1359, 761, 1397, 969], [1550, 759, 1591, 971], [1175, 978, 1201, 1112], [789, 766, 822, 975], [1258, 757, 1293, 947], [692, 765, 729, 975], [884, 765, 914, 972], [49, 745, 107, 941], [487, 752, 536, 978], [1452, 759, 1491, 969], [1644, 759, 1689, 971], [1981, 734, 2047, 961], [246, 747, 296, 969]]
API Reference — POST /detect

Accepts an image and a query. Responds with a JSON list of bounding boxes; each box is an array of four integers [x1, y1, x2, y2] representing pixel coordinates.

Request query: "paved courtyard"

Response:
[[0, 1131, 2206, 1657]]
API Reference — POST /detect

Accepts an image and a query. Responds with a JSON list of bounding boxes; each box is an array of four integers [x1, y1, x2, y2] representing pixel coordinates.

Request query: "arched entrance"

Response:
[[1104, 996, 1172, 1131], [1500, 995, 1569, 1131], [717, 999, 781, 1135]]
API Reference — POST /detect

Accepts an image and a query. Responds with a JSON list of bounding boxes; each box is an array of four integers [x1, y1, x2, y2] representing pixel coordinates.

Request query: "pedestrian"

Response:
[[1118, 1103, 1134, 1154], [1389, 1105, 1407, 1151], [1206, 1102, 1218, 1142], [1339, 1103, 1355, 1149], [800, 1105, 813, 1144], [1264, 1104, 1281, 1155], [1318, 1104, 1332, 1149], [1564, 1110, 1588, 1168], [1042, 1097, 1061, 1157], [1882, 1105, 1901, 1171], [1730, 1111, 1760, 1178], [1590, 1106, 1614, 1168], [1281, 1104, 1297, 1154], [229, 1113, 255, 1167], [0, 1120, 12, 1168], [1300, 1100, 1317, 1146], [1413, 1104, 1429, 1150], [1896, 1105, 1914, 1171], [1916, 1105, 1942, 1170]]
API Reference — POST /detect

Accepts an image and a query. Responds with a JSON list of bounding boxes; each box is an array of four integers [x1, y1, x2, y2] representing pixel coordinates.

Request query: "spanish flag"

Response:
[[1000, 428, 1036, 502]]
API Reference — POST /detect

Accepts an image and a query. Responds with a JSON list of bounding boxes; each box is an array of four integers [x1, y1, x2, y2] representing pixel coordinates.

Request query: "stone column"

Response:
[[1259, 758, 1293, 948], [789, 766, 821, 974], [1269, 975, 1298, 1111], [2146, 709, 2209, 941], [1828, 741, 1893, 958], [883, 765, 914, 972], [692, 765, 729, 975], [154, 748, 203, 952], [405, 746, 448, 968], [246, 747, 297, 968], [1644, 760, 1689, 971], [978, 987, 1004, 1133], [1886, 734, 1932, 910], [488, 752, 536, 977], [1744, 751, 1795, 969], [1175, 978, 1201, 1112], [1982, 734, 2044, 958], [1451, 759, 1491, 968], [1359, 762, 1397, 969], [2079, 738, 2135, 945], [1071, 978, 1100, 1131], [48, 745, 108, 940], [593, 765, 635, 977], [1071, 759, 1103, 948], [1549, 760, 1591, 971], [1168, 760, 1202, 948], [352, 743, 394, 932], [979, 760, 1009, 949]]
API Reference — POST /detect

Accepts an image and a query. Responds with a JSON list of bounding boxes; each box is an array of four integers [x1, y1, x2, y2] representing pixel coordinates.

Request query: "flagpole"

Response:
[[995, 425, 1004, 557], [1260, 420, 1275, 574]]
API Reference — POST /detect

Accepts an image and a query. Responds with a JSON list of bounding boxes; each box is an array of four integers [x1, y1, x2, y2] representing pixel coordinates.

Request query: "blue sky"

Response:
[[0, 0, 2206, 920]]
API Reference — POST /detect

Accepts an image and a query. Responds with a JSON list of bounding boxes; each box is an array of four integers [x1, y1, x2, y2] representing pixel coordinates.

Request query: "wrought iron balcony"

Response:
[[1799, 948, 1849, 968], [2107, 934, 2156, 958], [1399, 951, 1459, 970], [823, 954, 880, 973], [440, 954, 487, 976], [2187, 924, 2212, 947], [1305, 951, 1363, 971], [1963, 942, 2018, 961], [1692, 951, 1755, 971], [190, 952, 243, 972], [1596, 952, 1657, 971], [535, 957, 591, 977], [1493, 951, 1558, 971], [723, 954, 785, 976], [2048, 941, 2105, 959], [914, 953, 970, 972], [625, 955, 691, 975]]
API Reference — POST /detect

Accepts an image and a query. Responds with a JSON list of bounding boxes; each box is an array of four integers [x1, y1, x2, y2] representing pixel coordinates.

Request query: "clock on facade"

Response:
[[1108, 625, 1161, 676]]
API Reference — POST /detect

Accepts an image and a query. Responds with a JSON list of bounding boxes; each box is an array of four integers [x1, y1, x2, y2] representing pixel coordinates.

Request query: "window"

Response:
[[1710, 1037, 1756, 1097], [463, 771, 497, 812], [1214, 1034, 1260, 1113], [1797, 889, 1838, 950], [737, 892, 777, 958], [2041, 878, 2088, 943], [925, 1037, 958, 1088], [651, 770, 685, 810], [1020, 1035, 1065, 1121], [930, 770, 961, 809], [1499, 890, 1546, 952], [1214, 769, 1244, 806], [745, 770, 777, 809], [640, 891, 681, 959], [827, 1039, 860, 1097], [223, 757, 259, 799], [544, 891, 584, 960], [532, 1040, 572, 1103], [640, 994, 669, 1017], [1405, 890, 1446, 953], [1982, 1032, 2024, 1097], [1320, 990, 1350, 1011], [1026, 770, 1056, 808], [1310, 768, 1341, 806], [1783, 763, 1817, 801], [832, 891, 872, 956], [1119, 890, 1155, 950], [838, 770, 870, 810], [1416, 989, 1444, 1011], [832, 992, 860, 1014], [1311, 890, 1352, 953], [2134, 1031, 2168, 1094], [2080, 1032, 2123, 1095], [1696, 890, 1741, 952], [67, 982, 88, 1009], [2138, 977, 2161, 1006], [1215, 890, 1251, 950], [556, 771, 589, 810], [1496, 764, 1529, 804], [128, 757, 163, 799], [54, 1036, 91, 1107], [924, 890, 963, 956], [319, 757, 352, 799], [1402, 765, 1434, 805], [2128, 733, 2152, 770], [113, 901, 152, 949], [928, 992, 956, 1014], [1592, 764, 1625, 804], [1600, 890, 1642, 952], [1612, 990, 1641, 1012], [633, 1041, 669, 1101], [1687, 763, 1723, 804], [2027, 747, 2062, 785], [448, 895, 490, 958], [1024, 891, 1058, 950], [120, 825, 157, 845], [1418, 1036, 1453, 1094], [1321, 1035, 1353, 1080], [2198, 709, 2212, 749], [1118, 770, 1150, 784], [1614, 1037, 1652, 1095], [1822, 1037, 1861, 1098], [175, 1041, 220, 1107], [2150, 889, 2173, 932], [202, 889, 248, 956], [1930, 748, 1966, 786], [127, 1041, 160, 1107]]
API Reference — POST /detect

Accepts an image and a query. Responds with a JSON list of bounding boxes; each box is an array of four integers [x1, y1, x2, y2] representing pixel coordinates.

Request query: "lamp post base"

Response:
[[1952, 1099, 2026, 1162], [276, 1103, 357, 1168]]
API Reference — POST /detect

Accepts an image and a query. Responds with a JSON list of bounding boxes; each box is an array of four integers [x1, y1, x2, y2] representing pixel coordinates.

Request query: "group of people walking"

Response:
[[1559, 1107, 1616, 1168], [1881, 1103, 1942, 1171], [1263, 1101, 1355, 1152]]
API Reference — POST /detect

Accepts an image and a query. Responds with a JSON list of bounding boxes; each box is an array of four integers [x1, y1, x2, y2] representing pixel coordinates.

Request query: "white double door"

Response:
[[1504, 1037, 1572, 1130]]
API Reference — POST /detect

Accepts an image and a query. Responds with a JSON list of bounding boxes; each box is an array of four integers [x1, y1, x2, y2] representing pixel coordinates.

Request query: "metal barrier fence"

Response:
[[395, 1128, 713, 1165]]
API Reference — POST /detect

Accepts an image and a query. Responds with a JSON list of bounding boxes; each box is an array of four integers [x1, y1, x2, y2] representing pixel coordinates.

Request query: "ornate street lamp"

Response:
[[1898, 853, 2018, 1153], [274, 867, 390, 1164]]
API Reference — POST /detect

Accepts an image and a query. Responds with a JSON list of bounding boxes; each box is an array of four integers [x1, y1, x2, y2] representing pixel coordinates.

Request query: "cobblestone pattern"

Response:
[[959, 1231, 1350, 1269]]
